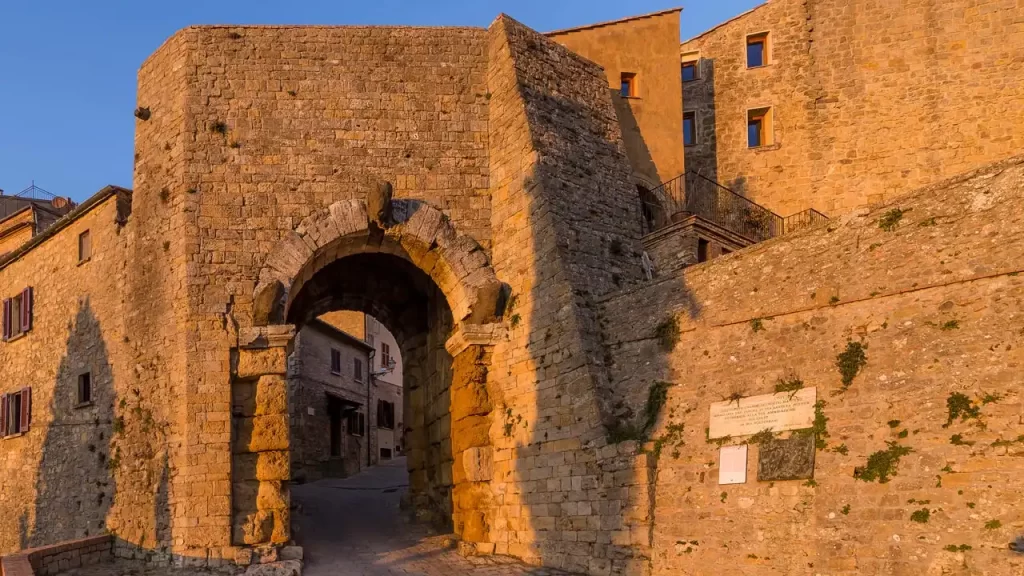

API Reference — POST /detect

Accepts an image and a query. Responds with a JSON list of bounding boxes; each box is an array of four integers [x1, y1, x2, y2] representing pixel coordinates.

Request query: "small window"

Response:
[[380, 447, 392, 460], [330, 348, 341, 375], [377, 400, 395, 430], [380, 343, 391, 369], [3, 287, 33, 341], [78, 230, 92, 263], [77, 373, 92, 406], [0, 388, 31, 437], [683, 112, 697, 146], [353, 357, 363, 382], [681, 61, 698, 82], [697, 238, 710, 263], [747, 33, 769, 68], [747, 107, 774, 148], [347, 411, 365, 436], [620, 72, 637, 98]]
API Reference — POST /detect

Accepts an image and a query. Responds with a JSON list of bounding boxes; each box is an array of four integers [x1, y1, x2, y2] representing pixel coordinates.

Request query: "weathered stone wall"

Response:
[[483, 15, 654, 573], [0, 193, 128, 555], [681, 0, 1024, 218], [602, 156, 1024, 575], [287, 321, 372, 481], [549, 9, 685, 189], [0, 209, 38, 257]]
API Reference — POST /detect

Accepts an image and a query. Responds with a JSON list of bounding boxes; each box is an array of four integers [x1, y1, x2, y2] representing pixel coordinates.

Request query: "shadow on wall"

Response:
[[614, 91, 667, 234], [683, 57, 719, 183], [25, 301, 116, 547]]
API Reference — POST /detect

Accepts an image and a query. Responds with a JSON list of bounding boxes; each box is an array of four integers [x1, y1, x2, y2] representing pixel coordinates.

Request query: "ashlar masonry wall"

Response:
[[602, 156, 1024, 575], [681, 0, 1024, 218]]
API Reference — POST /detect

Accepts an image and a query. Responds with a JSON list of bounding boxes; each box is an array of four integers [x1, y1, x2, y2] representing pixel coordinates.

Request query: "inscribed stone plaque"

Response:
[[708, 388, 816, 439], [719, 445, 747, 485], [757, 435, 816, 481]]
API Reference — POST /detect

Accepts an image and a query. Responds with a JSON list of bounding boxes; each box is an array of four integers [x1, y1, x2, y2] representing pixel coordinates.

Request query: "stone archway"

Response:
[[231, 197, 506, 554]]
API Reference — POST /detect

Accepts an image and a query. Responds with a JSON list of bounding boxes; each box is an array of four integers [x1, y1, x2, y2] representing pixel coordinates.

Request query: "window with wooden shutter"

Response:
[[20, 287, 32, 333], [2, 299, 10, 341], [0, 394, 7, 437], [19, 387, 30, 433], [2, 288, 33, 340]]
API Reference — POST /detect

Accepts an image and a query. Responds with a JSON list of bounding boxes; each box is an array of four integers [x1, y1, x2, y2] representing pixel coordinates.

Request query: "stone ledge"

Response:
[[1, 535, 113, 576]]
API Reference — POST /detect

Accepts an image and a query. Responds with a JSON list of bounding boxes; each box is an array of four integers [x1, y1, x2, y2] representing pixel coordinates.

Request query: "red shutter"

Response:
[[20, 388, 30, 432], [2, 298, 10, 340], [0, 394, 7, 437], [21, 287, 32, 333]]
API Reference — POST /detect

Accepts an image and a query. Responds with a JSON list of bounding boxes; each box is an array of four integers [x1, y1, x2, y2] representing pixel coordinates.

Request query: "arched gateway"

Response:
[[232, 197, 508, 549]]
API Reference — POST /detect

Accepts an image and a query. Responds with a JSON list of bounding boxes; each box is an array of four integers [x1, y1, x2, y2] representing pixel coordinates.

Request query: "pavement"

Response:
[[291, 456, 571, 576]]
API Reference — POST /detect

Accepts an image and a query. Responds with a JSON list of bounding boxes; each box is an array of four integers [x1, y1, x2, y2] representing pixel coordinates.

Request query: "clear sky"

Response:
[[0, 0, 761, 201]]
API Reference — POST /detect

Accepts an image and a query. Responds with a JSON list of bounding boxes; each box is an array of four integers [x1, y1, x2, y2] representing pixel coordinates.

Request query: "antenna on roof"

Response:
[[14, 182, 58, 201]]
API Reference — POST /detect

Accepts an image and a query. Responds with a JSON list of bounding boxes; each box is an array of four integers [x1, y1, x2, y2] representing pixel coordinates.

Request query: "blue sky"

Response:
[[0, 0, 760, 201]]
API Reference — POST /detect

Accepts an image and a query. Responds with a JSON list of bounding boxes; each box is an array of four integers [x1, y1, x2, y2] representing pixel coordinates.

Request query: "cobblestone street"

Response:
[[291, 457, 571, 576]]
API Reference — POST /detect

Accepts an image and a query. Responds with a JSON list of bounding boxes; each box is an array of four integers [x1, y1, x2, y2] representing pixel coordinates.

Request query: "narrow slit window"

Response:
[[747, 107, 773, 148], [353, 357, 363, 381], [747, 33, 769, 68], [330, 348, 341, 375], [697, 238, 710, 263], [683, 112, 697, 146], [78, 373, 92, 405], [78, 230, 92, 263], [620, 72, 637, 98]]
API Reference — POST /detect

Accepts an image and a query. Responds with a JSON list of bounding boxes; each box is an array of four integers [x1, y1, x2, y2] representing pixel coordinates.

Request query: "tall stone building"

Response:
[[0, 3, 1022, 576]]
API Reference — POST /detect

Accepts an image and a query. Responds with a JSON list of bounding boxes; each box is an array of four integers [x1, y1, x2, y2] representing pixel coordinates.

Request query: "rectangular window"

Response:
[[697, 238, 710, 263], [377, 400, 395, 430], [3, 287, 33, 341], [747, 107, 773, 148], [380, 343, 391, 369], [78, 230, 92, 263], [620, 72, 637, 98], [747, 33, 769, 68], [380, 447, 392, 460], [681, 61, 698, 82], [330, 348, 341, 375], [77, 373, 92, 406], [353, 357, 363, 382], [683, 112, 697, 146], [347, 411, 365, 436], [0, 388, 31, 437]]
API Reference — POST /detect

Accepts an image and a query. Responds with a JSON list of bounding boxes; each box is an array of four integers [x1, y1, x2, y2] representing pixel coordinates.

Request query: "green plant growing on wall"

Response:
[[829, 295, 840, 306], [950, 434, 975, 446], [919, 217, 938, 227], [774, 377, 803, 397], [943, 544, 971, 552], [210, 120, 228, 135], [990, 435, 1024, 447], [748, 429, 776, 445], [836, 341, 867, 389], [944, 392, 980, 427], [984, 519, 1002, 530], [650, 422, 685, 459], [607, 381, 672, 445], [981, 392, 1002, 405], [796, 400, 830, 449], [854, 442, 913, 483], [841, 504, 851, 515], [888, 420, 901, 428], [502, 406, 524, 438], [878, 208, 908, 231], [831, 444, 849, 455], [655, 316, 681, 352], [939, 320, 959, 330], [910, 508, 931, 523], [750, 318, 765, 332]]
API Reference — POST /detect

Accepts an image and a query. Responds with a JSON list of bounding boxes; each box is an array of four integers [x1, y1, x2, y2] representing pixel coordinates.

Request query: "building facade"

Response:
[[0, 4, 1021, 576]]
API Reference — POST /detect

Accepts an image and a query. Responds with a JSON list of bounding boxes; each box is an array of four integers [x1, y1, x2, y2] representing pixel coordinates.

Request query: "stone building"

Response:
[[0, 4, 1023, 576], [0, 187, 76, 257], [287, 319, 374, 481]]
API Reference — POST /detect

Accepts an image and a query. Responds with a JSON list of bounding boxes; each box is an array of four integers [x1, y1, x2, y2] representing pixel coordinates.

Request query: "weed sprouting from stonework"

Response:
[[803, 479, 817, 488], [854, 442, 913, 483], [944, 544, 972, 552], [981, 392, 1002, 405], [910, 508, 931, 523], [878, 208, 908, 232], [795, 400, 830, 449], [831, 443, 849, 455], [229, 141, 241, 149], [509, 314, 521, 329], [287, 90, 297, 97], [990, 435, 1024, 448], [502, 406, 524, 438], [748, 429, 776, 445], [836, 341, 867, 389], [655, 316, 680, 352], [841, 504, 851, 515], [829, 295, 840, 306], [919, 217, 938, 227], [720, 492, 728, 503], [888, 420, 901, 428], [227, 31, 242, 39], [774, 377, 803, 397], [650, 422, 685, 459], [985, 519, 1002, 530], [210, 121, 228, 135], [939, 319, 960, 330], [609, 238, 623, 256], [608, 381, 673, 445], [950, 434, 975, 446], [750, 318, 765, 332], [112, 416, 124, 435], [944, 392, 980, 427], [162, 241, 171, 252], [897, 429, 909, 438]]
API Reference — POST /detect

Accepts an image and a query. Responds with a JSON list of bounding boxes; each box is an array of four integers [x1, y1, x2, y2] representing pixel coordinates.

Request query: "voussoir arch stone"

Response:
[[253, 198, 503, 328]]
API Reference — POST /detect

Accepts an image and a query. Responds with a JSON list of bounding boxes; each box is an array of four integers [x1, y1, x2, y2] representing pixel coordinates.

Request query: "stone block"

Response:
[[255, 376, 288, 416], [244, 560, 302, 576], [256, 481, 289, 511], [236, 415, 290, 453], [237, 347, 288, 379], [461, 446, 494, 482]]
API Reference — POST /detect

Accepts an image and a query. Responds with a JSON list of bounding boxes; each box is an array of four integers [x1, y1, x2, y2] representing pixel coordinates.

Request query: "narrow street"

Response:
[[291, 457, 570, 576]]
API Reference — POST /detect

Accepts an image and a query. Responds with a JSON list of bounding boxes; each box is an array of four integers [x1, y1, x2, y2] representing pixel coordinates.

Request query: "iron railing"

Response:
[[641, 171, 784, 242], [783, 208, 829, 234]]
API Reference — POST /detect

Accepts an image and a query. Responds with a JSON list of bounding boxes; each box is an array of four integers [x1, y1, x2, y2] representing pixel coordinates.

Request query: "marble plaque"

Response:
[[757, 435, 816, 481], [719, 445, 747, 485], [708, 388, 816, 439]]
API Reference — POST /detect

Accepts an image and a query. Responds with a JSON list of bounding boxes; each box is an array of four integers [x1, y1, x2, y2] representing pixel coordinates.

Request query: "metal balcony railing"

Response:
[[640, 171, 828, 242]]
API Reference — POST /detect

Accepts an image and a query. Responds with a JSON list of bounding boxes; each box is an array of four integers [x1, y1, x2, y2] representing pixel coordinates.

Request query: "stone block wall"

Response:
[[602, 156, 1024, 575], [681, 0, 1024, 218], [0, 535, 113, 576]]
